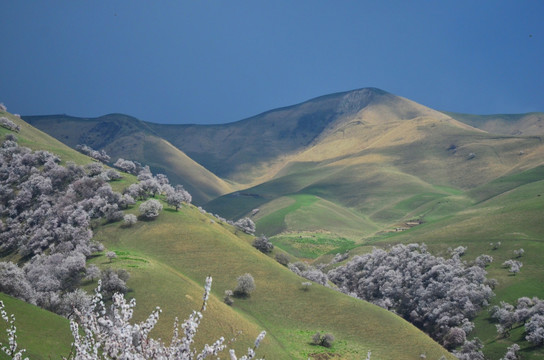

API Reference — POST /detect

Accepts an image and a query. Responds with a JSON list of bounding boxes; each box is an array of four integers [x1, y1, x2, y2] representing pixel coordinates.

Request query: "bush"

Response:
[[275, 253, 290, 266], [234, 273, 255, 297], [223, 289, 234, 306], [252, 235, 274, 253]]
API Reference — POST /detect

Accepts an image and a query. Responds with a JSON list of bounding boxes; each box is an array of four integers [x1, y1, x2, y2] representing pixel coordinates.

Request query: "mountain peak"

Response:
[[337, 88, 390, 115]]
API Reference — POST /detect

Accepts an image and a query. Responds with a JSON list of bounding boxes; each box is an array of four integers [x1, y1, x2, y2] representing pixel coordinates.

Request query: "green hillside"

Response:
[[0, 293, 72, 360], [91, 203, 454, 360]]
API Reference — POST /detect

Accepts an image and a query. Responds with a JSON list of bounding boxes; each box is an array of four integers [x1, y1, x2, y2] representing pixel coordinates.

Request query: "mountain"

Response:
[[23, 88, 544, 239]]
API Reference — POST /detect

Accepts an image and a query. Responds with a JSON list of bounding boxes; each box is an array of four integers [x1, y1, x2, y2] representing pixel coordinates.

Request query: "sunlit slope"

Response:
[[24, 114, 233, 203], [0, 293, 72, 360], [93, 206, 454, 360], [444, 111, 544, 136], [206, 95, 544, 239], [0, 110, 90, 165]]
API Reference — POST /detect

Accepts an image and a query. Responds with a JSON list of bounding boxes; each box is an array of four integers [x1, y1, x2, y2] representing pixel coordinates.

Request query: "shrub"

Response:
[[312, 332, 334, 348], [234, 273, 255, 297], [301, 282, 312, 291], [252, 235, 274, 253], [224, 289, 234, 306], [514, 248, 524, 258], [139, 199, 163, 219]]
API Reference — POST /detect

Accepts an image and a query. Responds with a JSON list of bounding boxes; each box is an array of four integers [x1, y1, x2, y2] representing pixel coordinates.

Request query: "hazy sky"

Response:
[[1, 1, 542, 124]]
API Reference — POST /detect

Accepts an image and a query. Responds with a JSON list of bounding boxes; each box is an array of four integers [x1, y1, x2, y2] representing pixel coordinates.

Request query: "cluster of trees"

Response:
[[327, 244, 495, 349], [0, 277, 267, 359], [490, 296, 544, 345], [113, 158, 144, 175], [75, 144, 110, 163], [0, 135, 193, 317], [0, 117, 20, 132], [288, 262, 328, 286], [0, 136, 133, 313]]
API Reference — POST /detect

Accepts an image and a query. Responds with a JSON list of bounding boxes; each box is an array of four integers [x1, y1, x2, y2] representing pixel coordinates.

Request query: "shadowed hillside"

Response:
[[24, 114, 233, 204]]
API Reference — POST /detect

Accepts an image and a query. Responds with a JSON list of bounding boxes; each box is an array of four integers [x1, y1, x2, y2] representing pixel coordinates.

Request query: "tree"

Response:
[[452, 338, 485, 360], [123, 214, 137, 227], [100, 268, 128, 297], [234, 217, 256, 235], [526, 314, 544, 346], [327, 243, 494, 346], [503, 259, 522, 275], [106, 251, 117, 262], [0, 277, 267, 359], [0, 262, 36, 304], [514, 248, 524, 258], [252, 235, 274, 253], [301, 282, 312, 291], [165, 185, 190, 211], [85, 264, 101, 281], [500, 344, 521, 360], [443, 327, 466, 350], [139, 199, 163, 219], [234, 273, 255, 297]]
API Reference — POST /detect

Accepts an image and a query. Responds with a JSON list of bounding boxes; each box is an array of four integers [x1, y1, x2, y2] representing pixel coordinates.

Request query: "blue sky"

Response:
[[1, 1, 542, 124]]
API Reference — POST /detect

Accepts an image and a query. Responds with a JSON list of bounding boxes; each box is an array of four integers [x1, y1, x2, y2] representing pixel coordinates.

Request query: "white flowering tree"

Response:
[[1, 277, 266, 360]]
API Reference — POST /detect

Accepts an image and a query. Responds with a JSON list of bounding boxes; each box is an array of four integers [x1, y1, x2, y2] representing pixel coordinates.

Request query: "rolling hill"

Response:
[[0, 109, 456, 359], [13, 88, 544, 358]]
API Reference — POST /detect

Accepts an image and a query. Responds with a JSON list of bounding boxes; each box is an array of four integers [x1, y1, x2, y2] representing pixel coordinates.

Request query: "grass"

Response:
[[0, 294, 72, 360], [90, 203, 455, 360], [271, 232, 355, 259]]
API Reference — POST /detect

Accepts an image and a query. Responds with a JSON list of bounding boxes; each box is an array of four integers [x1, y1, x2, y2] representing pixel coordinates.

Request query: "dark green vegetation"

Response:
[[9, 88, 544, 358]]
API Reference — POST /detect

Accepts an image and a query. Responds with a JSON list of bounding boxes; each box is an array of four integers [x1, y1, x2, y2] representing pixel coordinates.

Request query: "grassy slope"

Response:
[[0, 294, 72, 360], [1, 111, 91, 165], [359, 167, 544, 359], [206, 100, 544, 258], [92, 205, 454, 360]]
